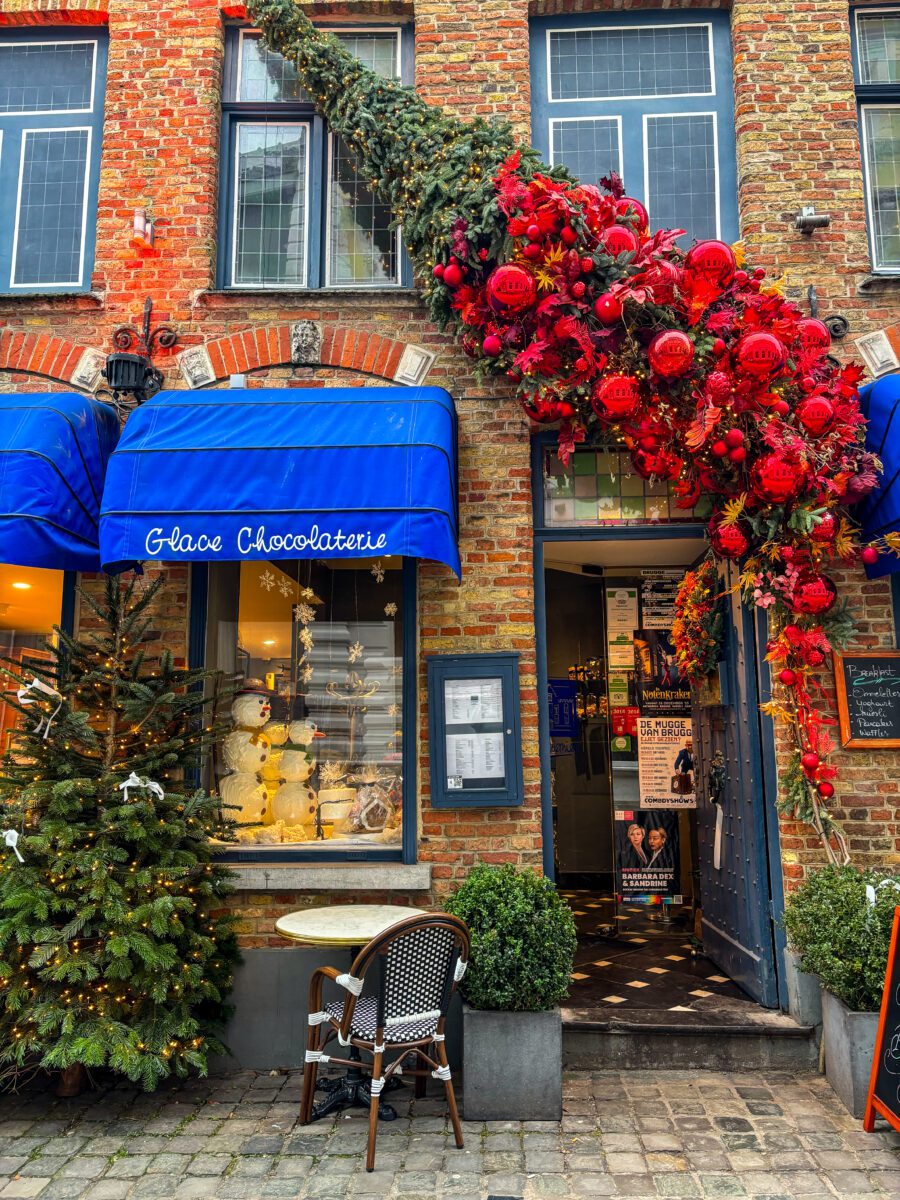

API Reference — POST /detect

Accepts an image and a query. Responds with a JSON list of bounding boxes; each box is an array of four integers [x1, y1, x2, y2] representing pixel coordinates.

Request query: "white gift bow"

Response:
[[118, 772, 165, 802], [16, 677, 63, 738], [866, 880, 900, 908], [2, 830, 23, 863]]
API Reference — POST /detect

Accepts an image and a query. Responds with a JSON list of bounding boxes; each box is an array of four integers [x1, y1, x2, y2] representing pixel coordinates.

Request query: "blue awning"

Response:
[[0, 392, 119, 572], [859, 374, 900, 577], [99, 387, 460, 576]]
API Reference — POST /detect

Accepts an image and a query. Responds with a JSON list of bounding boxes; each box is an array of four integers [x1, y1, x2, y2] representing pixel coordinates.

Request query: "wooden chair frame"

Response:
[[300, 912, 470, 1172]]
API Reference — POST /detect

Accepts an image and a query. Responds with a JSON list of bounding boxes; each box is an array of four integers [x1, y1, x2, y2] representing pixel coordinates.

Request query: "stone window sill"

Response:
[[0, 291, 104, 308], [857, 274, 900, 294], [227, 861, 431, 892], [194, 287, 420, 310]]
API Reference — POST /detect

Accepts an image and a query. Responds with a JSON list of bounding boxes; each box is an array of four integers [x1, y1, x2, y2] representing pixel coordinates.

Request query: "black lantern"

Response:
[[102, 298, 177, 407]]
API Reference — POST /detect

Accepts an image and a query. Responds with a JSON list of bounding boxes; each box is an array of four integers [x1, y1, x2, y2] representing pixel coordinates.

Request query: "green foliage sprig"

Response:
[[445, 864, 576, 1011]]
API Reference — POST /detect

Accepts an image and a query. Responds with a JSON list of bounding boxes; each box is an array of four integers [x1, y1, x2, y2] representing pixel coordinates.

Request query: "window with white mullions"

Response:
[[0, 32, 105, 293], [531, 12, 738, 248], [853, 10, 900, 272], [221, 26, 408, 290]]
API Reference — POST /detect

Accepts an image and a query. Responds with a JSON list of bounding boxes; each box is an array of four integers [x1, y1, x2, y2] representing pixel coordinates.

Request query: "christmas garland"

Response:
[[247, 0, 899, 861], [672, 557, 724, 687]]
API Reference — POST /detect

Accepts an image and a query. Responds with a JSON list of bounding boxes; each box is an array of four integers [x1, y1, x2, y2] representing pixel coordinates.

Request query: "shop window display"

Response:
[[208, 558, 404, 849], [0, 565, 64, 755]]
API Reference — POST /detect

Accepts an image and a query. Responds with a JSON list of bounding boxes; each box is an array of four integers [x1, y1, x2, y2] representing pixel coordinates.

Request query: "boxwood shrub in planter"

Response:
[[783, 864, 898, 1117], [446, 864, 576, 1121]]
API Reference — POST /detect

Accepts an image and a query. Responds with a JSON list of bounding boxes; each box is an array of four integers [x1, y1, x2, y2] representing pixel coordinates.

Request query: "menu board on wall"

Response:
[[834, 652, 900, 748], [443, 676, 507, 790], [637, 717, 696, 808], [606, 587, 639, 668]]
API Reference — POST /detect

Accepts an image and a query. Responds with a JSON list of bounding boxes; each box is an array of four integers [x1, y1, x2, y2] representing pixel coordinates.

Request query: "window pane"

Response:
[[234, 123, 307, 287], [328, 136, 397, 284], [646, 114, 717, 245], [543, 446, 700, 526], [213, 560, 404, 851], [548, 26, 712, 100], [0, 42, 94, 114], [13, 129, 89, 286], [237, 30, 398, 101], [857, 13, 900, 85], [864, 107, 900, 270], [551, 118, 620, 186], [0, 565, 63, 757]]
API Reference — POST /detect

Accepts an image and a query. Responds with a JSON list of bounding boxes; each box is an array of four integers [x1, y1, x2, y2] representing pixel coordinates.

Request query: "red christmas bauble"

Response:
[[522, 396, 575, 424], [861, 545, 880, 566], [729, 446, 747, 464], [795, 395, 835, 437], [817, 781, 835, 799], [778, 669, 797, 686], [442, 263, 464, 288], [433, 263, 445, 279], [796, 317, 831, 358], [734, 332, 787, 379], [751, 452, 806, 503], [600, 225, 640, 257], [725, 428, 744, 448], [631, 447, 681, 480], [711, 440, 729, 458], [560, 225, 578, 246], [800, 751, 820, 772], [482, 334, 502, 357], [644, 258, 682, 305], [810, 510, 837, 544], [708, 517, 750, 560], [684, 240, 737, 288], [523, 243, 543, 261], [594, 293, 622, 323], [592, 374, 641, 421], [615, 196, 649, 231], [648, 330, 695, 378], [788, 569, 838, 615], [486, 264, 537, 315]]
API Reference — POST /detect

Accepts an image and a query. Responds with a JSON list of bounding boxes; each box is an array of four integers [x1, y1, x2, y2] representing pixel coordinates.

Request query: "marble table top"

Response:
[[275, 903, 427, 947]]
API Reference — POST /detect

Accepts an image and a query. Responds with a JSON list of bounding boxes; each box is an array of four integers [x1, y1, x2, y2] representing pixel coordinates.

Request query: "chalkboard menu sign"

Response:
[[833, 651, 900, 749], [865, 907, 900, 1134]]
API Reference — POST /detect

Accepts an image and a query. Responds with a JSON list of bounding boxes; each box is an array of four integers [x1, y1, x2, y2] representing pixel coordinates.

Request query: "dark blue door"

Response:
[[694, 562, 779, 1007]]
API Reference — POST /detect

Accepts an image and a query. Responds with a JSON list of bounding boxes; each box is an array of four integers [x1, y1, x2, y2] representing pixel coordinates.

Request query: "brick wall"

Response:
[[0, 0, 898, 945]]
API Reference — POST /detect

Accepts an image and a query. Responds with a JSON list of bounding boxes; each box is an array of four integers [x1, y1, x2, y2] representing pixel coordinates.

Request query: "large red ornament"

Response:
[[643, 258, 682, 306], [592, 374, 641, 421], [442, 263, 464, 288], [795, 395, 835, 437], [594, 293, 622, 323], [615, 196, 649, 231], [486, 264, 537, 315], [599, 225, 640, 257], [788, 569, 838, 615], [708, 517, 751, 560], [751, 451, 806, 503], [522, 396, 575, 424], [632, 447, 681, 480], [684, 240, 736, 289], [810, 510, 837, 544], [734, 332, 787, 379], [796, 318, 831, 358], [648, 330, 695, 378]]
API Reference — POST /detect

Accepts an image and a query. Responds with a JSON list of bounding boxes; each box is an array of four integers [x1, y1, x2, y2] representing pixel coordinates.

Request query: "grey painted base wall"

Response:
[[214, 947, 461, 1072]]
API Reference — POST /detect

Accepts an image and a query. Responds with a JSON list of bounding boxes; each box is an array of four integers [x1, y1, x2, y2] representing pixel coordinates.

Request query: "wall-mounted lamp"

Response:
[[101, 298, 177, 409], [795, 206, 831, 235], [129, 208, 155, 251]]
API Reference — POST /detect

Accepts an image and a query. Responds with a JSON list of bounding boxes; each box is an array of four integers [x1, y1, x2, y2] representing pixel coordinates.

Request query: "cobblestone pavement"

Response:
[[0, 1068, 897, 1200]]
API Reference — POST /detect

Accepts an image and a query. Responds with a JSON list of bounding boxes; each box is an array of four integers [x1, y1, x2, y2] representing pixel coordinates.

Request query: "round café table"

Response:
[[276, 904, 426, 1121]]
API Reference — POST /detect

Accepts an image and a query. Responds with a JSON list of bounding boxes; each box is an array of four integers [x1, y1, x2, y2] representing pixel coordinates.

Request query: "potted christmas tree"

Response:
[[0, 575, 238, 1094], [783, 864, 897, 1117], [446, 864, 576, 1120]]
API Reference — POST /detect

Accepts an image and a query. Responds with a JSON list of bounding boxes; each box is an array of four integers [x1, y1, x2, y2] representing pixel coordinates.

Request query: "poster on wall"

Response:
[[614, 810, 681, 902], [633, 628, 691, 716], [637, 717, 696, 808], [606, 587, 639, 668], [640, 571, 682, 630]]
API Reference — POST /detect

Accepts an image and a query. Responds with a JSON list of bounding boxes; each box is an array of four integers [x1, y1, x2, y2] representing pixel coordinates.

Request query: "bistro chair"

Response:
[[301, 912, 470, 1171]]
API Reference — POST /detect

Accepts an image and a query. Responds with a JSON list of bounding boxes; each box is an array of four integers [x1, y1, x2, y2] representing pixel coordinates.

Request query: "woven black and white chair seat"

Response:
[[324, 997, 440, 1043]]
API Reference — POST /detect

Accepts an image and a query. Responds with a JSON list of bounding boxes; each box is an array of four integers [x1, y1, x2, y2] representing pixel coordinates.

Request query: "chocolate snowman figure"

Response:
[[270, 720, 325, 826], [219, 691, 272, 825]]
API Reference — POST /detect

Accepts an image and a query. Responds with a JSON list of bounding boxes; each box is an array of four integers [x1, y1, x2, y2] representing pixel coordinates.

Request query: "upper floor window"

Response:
[[853, 9, 900, 272], [219, 27, 410, 290], [0, 32, 106, 292], [530, 13, 739, 246]]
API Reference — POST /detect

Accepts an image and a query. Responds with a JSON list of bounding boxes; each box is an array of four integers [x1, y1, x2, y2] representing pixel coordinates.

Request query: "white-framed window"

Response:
[[220, 26, 408, 290], [531, 13, 738, 246], [0, 33, 106, 292], [854, 9, 900, 272]]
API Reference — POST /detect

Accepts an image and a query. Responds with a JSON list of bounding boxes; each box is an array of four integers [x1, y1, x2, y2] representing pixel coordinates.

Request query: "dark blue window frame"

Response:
[[529, 11, 739, 245], [218, 24, 414, 291], [0, 29, 107, 295], [189, 558, 418, 864], [850, 7, 900, 274]]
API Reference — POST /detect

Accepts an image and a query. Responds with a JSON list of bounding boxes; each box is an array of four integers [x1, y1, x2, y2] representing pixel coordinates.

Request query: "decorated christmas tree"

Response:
[[0, 575, 237, 1092]]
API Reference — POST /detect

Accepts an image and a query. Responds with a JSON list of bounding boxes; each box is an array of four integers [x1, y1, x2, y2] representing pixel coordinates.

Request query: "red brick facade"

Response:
[[0, 0, 897, 949]]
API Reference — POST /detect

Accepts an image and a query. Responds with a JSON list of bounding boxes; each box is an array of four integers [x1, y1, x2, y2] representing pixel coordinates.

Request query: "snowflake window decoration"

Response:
[[384, 602, 398, 618], [348, 641, 364, 663], [258, 570, 275, 592], [293, 602, 316, 625], [370, 561, 385, 584]]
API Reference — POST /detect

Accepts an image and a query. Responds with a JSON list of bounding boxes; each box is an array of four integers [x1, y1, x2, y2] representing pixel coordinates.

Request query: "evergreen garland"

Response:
[[0, 576, 238, 1090]]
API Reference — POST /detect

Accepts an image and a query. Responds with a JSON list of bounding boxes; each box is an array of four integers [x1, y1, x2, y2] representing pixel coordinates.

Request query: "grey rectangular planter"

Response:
[[462, 1004, 562, 1121], [783, 948, 823, 1029], [821, 989, 879, 1118]]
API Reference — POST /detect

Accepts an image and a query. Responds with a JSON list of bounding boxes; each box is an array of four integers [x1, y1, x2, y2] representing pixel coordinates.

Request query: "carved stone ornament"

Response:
[[177, 345, 216, 388], [291, 320, 323, 366], [71, 349, 106, 392]]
